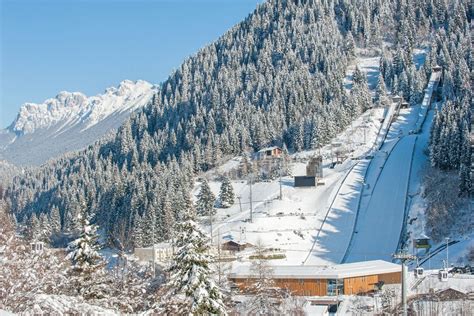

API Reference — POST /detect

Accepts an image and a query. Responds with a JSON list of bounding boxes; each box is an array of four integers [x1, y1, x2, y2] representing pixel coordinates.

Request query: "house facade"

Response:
[[229, 260, 401, 296], [134, 242, 174, 263], [255, 146, 283, 160]]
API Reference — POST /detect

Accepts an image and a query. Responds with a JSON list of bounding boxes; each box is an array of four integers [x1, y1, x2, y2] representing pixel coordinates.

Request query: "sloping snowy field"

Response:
[[344, 72, 440, 263], [193, 52, 447, 270], [198, 107, 385, 265]]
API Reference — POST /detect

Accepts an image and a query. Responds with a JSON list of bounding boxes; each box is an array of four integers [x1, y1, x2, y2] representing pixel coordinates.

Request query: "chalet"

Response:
[[255, 146, 282, 161], [411, 287, 469, 302], [221, 240, 249, 252], [229, 260, 401, 296], [134, 242, 173, 263], [436, 287, 469, 301]]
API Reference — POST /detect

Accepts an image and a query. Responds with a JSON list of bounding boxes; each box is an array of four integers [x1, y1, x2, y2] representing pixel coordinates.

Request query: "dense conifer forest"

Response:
[[5, 0, 471, 250], [1, 0, 472, 314]]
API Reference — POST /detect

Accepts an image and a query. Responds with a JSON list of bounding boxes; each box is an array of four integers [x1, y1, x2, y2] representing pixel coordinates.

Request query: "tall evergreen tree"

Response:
[[66, 213, 110, 300], [458, 123, 472, 196], [157, 210, 227, 315], [196, 179, 216, 216], [219, 176, 235, 208], [375, 72, 388, 105]]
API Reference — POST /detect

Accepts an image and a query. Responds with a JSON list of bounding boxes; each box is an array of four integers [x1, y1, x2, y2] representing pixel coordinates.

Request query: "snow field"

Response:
[[345, 71, 442, 263], [195, 107, 385, 266]]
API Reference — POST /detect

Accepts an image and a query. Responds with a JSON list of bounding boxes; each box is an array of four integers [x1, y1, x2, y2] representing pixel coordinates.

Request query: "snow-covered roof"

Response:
[[138, 242, 172, 250], [257, 146, 281, 153], [230, 260, 400, 280]]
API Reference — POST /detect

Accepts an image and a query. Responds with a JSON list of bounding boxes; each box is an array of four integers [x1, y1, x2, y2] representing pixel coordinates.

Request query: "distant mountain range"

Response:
[[0, 80, 156, 166]]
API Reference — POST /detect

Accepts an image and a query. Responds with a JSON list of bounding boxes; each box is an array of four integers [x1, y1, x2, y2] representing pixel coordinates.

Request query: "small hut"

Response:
[[413, 235, 431, 249], [222, 240, 248, 252]]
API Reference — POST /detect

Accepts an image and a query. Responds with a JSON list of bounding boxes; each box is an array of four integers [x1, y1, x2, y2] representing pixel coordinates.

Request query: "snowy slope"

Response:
[[198, 54, 388, 266], [0, 80, 156, 166], [343, 72, 441, 263], [200, 108, 385, 266]]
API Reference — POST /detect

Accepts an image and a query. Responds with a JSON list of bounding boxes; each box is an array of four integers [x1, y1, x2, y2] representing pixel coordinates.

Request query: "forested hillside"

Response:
[[6, 0, 470, 249], [424, 6, 472, 240]]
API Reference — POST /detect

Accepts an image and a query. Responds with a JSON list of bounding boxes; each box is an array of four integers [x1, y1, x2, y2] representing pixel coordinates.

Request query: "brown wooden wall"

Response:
[[230, 278, 327, 296], [378, 272, 402, 284], [230, 271, 401, 296], [343, 274, 378, 295], [274, 279, 327, 296]]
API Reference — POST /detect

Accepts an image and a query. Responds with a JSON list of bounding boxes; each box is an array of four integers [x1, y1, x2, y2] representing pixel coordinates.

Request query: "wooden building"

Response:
[[221, 240, 249, 252], [229, 260, 401, 296], [255, 146, 283, 161]]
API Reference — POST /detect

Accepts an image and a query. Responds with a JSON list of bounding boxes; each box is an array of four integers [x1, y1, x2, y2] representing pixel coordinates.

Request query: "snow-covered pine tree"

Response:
[[345, 32, 356, 57], [132, 212, 144, 248], [196, 178, 216, 216], [162, 195, 174, 240], [157, 209, 227, 315], [350, 66, 372, 118], [0, 201, 71, 313], [25, 213, 40, 241], [49, 205, 61, 235], [219, 176, 235, 208], [38, 212, 52, 243], [66, 212, 110, 300], [458, 123, 472, 196], [375, 72, 388, 105]]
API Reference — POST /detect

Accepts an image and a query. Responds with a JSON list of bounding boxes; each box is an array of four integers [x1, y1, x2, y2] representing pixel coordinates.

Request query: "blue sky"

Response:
[[0, 0, 262, 128]]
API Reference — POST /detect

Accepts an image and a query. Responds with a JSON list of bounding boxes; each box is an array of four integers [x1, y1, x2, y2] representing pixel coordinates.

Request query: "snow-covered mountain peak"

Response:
[[1, 79, 157, 165], [103, 79, 152, 97], [9, 80, 156, 135]]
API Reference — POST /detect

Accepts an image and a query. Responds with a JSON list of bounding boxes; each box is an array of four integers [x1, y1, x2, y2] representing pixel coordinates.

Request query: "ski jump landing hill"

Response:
[[304, 70, 441, 265]]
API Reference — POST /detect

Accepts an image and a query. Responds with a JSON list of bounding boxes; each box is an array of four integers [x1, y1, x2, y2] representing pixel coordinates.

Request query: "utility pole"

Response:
[[445, 237, 450, 268], [249, 173, 253, 223], [362, 124, 368, 144], [217, 228, 221, 284], [393, 252, 416, 316], [152, 211, 156, 278], [209, 207, 213, 243], [279, 158, 283, 200], [237, 196, 242, 212]]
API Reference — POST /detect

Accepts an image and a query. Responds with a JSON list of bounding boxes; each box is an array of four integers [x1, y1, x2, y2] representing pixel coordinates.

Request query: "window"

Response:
[[327, 279, 344, 296], [31, 242, 44, 252]]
